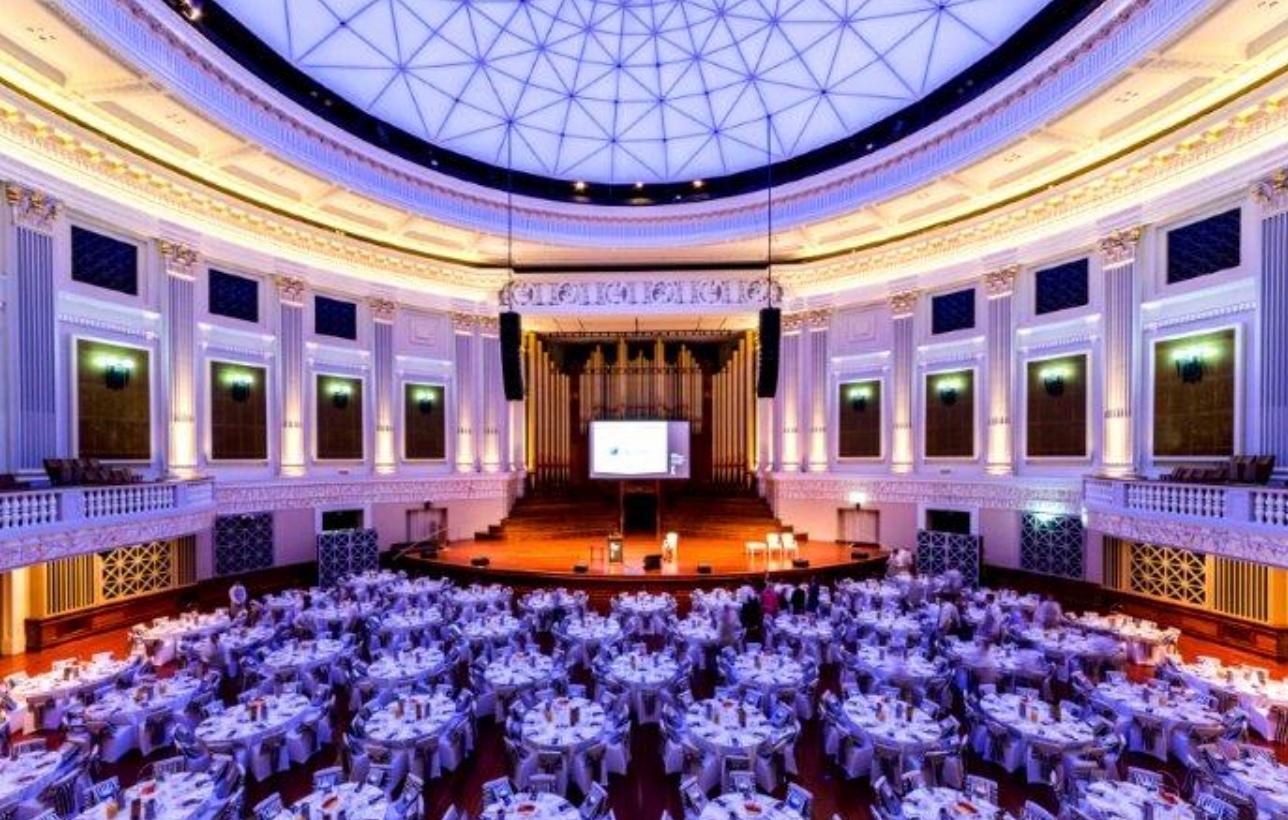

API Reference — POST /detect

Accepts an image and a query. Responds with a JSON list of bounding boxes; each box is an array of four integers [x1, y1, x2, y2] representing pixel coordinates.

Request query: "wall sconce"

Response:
[[1172, 344, 1213, 384], [415, 389, 436, 415], [1038, 365, 1068, 398], [935, 376, 963, 406], [227, 372, 254, 403], [329, 382, 352, 409], [847, 490, 867, 509], [846, 384, 872, 412], [96, 354, 135, 391]]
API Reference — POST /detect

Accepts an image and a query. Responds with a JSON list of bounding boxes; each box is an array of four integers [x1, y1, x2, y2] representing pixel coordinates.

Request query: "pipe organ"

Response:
[[525, 332, 757, 488]]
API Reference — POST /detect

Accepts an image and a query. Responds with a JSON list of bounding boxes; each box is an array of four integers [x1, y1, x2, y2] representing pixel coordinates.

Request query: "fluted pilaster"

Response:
[[371, 299, 396, 474], [276, 276, 306, 476], [5, 184, 62, 475], [889, 290, 919, 473], [1098, 226, 1143, 477], [983, 266, 1017, 475], [160, 241, 199, 476], [1255, 171, 1288, 474]]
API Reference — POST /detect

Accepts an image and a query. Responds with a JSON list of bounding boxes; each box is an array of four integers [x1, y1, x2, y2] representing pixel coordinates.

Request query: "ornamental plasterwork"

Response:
[[1098, 227, 1144, 267], [766, 474, 1081, 514], [214, 474, 520, 515], [782, 309, 832, 332], [1087, 511, 1288, 570], [0, 509, 216, 573], [274, 276, 307, 306], [450, 312, 499, 333], [4, 183, 61, 233], [158, 240, 199, 279], [503, 279, 782, 310], [982, 266, 1020, 298], [1252, 170, 1288, 216], [888, 290, 920, 318]]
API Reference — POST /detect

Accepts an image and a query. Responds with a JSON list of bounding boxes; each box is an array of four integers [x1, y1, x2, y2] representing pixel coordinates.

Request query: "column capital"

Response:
[[158, 240, 199, 280], [274, 275, 307, 307], [5, 184, 61, 233], [888, 289, 920, 319], [1098, 226, 1144, 267], [369, 298, 397, 323], [782, 308, 831, 332], [1252, 169, 1288, 217], [982, 265, 1020, 299]]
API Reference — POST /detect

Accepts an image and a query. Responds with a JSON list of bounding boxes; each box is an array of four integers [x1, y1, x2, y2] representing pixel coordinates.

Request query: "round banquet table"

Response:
[[1080, 779, 1195, 820], [561, 615, 623, 646], [1092, 680, 1223, 758], [729, 650, 806, 697], [692, 588, 748, 613], [137, 612, 231, 665], [900, 787, 1005, 820], [606, 651, 680, 690], [73, 770, 217, 820], [771, 615, 836, 659], [277, 782, 390, 820], [218, 624, 276, 654], [463, 614, 524, 646], [366, 647, 449, 688], [195, 692, 312, 750], [521, 590, 582, 619], [484, 652, 556, 692], [976, 692, 1096, 767], [853, 611, 923, 642], [84, 675, 204, 753], [364, 692, 458, 754], [386, 577, 449, 602], [451, 584, 512, 610], [841, 694, 943, 754], [377, 607, 444, 638], [302, 602, 373, 630], [261, 638, 345, 676], [481, 792, 579, 820], [1221, 755, 1288, 814], [674, 616, 720, 646], [684, 698, 775, 757], [1017, 628, 1120, 671], [848, 646, 939, 686], [698, 792, 803, 820], [943, 639, 1046, 686], [0, 750, 63, 812], [521, 696, 609, 751], [13, 656, 134, 706], [1176, 658, 1288, 740], [614, 593, 674, 633]]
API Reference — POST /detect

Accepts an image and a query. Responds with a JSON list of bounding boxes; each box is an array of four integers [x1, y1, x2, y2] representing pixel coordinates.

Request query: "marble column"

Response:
[[1098, 227, 1143, 477], [276, 276, 307, 476], [983, 266, 1018, 476], [370, 298, 396, 474], [1254, 171, 1288, 474], [160, 241, 199, 477], [889, 290, 919, 473], [4, 184, 62, 476], [453, 313, 478, 473]]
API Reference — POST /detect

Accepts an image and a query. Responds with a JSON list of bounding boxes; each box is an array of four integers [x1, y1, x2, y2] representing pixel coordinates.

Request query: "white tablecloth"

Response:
[[698, 793, 802, 820], [730, 651, 805, 694], [463, 615, 523, 645], [365, 692, 458, 747], [377, 607, 444, 637], [1222, 756, 1288, 814], [75, 770, 218, 820], [521, 697, 608, 751], [841, 695, 942, 754], [0, 751, 63, 810], [1081, 779, 1194, 820], [482, 792, 579, 820], [196, 692, 312, 748], [262, 639, 345, 676], [901, 787, 1003, 820], [366, 648, 448, 688], [607, 652, 680, 689], [849, 646, 939, 685], [278, 782, 390, 820], [1177, 659, 1288, 739], [685, 698, 775, 756], [138, 613, 231, 665], [484, 652, 555, 691]]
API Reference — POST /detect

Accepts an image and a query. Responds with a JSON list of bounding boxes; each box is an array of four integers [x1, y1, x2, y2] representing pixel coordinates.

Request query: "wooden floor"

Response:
[[426, 535, 872, 579]]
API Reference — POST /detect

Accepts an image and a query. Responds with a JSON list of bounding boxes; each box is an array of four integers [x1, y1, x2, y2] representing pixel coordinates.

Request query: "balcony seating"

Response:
[[1160, 455, 1275, 486], [43, 458, 144, 488]]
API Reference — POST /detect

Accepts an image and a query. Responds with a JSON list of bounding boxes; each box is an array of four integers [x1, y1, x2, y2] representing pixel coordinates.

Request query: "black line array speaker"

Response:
[[756, 306, 781, 399], [499, 310, 524, 401]]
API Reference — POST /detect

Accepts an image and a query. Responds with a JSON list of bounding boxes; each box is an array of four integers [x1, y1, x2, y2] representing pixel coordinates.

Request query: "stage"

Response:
[[399, 535, 888, 605]]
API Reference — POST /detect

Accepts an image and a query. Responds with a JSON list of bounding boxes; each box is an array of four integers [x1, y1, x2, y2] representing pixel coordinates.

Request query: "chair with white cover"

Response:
[[745, 541, 766, 559], [679, 777, 707, 820], [765, 533, 782, 558], [720, 754, 754, 794], [784, 784, 812, 819], [780, 532, 799, 557]]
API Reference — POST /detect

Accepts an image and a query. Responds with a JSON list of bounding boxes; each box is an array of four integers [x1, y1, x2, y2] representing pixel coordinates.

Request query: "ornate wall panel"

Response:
[[1126, 542, 1207, 606], [100, 537, 196, 602], [1152, 328, 1236, 458], [316, 375, 364, 460], [915, 529, 981, 586], [1026, 354, 1088, 458], [317, 527, 379, 587], [925, 369, 974, 458], [210, 362, 268, 460], [213, 513, 274, 576], [76, 339, 151, 460], [1019, 513, 1084, 579], [403, 383, 447, 460]]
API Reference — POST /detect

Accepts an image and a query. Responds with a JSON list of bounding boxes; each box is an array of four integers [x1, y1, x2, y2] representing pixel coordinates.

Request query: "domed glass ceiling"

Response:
[[216, 0, 1053, 187]]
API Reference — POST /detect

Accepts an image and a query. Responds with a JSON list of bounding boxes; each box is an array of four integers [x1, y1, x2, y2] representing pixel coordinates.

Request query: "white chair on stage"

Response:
[[765, 532, 783, 559], [780, 532, 799, 557], [745, 541, 766, 559]]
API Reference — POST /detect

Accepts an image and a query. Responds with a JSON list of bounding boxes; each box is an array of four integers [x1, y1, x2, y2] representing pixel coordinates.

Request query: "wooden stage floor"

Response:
[[410, 535, 885, 585]]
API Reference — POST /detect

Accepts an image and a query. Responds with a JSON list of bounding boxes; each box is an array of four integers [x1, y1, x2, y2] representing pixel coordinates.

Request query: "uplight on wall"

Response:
[[328, 381, 352, 409], [846, 384, 872, 412], [223, 370, 255, 403], [1172, 344, 1216, 384], [1038, 365, 1069, 397], [94, 353, 135, 391], [848, 490, 868, 508], [414, 388, 437, 415], [935, 375, 964, 406]]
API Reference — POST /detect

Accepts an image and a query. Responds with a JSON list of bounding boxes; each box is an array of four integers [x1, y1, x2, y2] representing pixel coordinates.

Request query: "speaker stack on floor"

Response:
[[756, 307, 780, 399], [500, 310, 524, 401]]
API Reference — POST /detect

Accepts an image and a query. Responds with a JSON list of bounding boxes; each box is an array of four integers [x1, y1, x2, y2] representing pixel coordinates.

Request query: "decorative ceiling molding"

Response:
[[982, 265, 1020, 298], [889, 290, 921, 319], [49, 0, 1207, 246], [158, 239, 199, 279], [1098, 226, 1145, 267]]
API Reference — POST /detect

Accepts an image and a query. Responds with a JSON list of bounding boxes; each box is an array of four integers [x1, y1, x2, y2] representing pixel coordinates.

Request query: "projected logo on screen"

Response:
[[590, 420, 691, 479]]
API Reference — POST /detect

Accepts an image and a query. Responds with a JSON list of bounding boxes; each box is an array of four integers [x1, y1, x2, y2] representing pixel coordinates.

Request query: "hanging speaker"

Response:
[[499, 310, 525, 401], [756, 306, 781, 399]]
